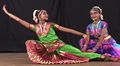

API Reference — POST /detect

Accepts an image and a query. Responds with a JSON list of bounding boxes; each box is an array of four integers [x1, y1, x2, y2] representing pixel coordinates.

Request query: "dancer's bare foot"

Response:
[[104, 56, 120, 62]]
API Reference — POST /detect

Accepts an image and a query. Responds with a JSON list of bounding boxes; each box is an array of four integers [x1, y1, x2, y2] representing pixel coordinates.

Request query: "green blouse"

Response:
[[33, 23, 59, 44]]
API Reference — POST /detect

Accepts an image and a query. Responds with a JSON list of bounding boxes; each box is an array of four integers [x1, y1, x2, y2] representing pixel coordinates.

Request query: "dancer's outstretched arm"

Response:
[[54, 23, 87, 38], [3, 5, 34, 30]]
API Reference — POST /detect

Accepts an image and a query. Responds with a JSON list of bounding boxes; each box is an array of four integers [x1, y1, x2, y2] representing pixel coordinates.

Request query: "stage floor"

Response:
[[0, 53, 120, 66]]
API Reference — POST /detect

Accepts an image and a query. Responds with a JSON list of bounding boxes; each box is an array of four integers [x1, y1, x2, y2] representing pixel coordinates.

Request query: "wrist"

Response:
[[82, 34, 87, 38], [82, 33, 85, 36]]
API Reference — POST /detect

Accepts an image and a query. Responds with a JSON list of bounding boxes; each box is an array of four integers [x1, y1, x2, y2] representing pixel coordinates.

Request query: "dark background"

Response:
[[0, 0, 120, 52]]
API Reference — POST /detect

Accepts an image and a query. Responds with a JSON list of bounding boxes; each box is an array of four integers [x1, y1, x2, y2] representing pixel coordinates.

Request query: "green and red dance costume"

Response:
[[26, 22, 101, 64]]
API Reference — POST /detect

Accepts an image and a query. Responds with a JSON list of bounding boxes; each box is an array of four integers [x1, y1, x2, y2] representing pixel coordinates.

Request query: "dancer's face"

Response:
[[39, 10, 48, 21], [90, 10, 101, 21]]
